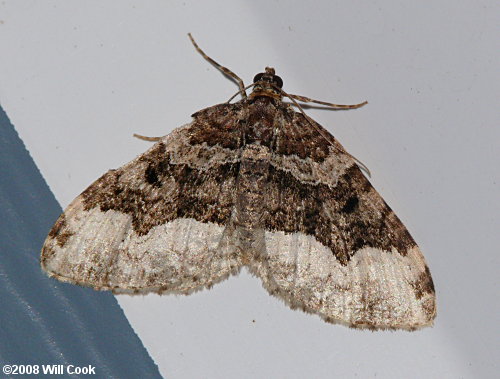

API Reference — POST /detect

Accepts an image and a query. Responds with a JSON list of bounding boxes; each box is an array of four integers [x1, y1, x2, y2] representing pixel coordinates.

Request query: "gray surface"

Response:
[[0, 107, 161, 378], [0, 1, 498, 378]]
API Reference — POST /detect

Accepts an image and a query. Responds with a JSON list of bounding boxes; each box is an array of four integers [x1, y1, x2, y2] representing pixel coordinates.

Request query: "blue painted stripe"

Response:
[[0, 105, 162, 379]]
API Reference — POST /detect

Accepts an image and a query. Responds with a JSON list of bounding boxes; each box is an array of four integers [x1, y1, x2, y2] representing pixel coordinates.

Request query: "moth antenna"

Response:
[[276, 86, 371, 177], [188, 33, 247, 99], [133, 133, 162, 142], [289, 94, 368, 110]]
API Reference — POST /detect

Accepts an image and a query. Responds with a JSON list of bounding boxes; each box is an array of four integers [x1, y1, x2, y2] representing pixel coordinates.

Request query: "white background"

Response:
[[1, 1, 498, 378]]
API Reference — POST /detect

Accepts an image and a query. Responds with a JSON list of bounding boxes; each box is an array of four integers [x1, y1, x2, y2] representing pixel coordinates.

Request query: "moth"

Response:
[[41, 34, 436, 330]]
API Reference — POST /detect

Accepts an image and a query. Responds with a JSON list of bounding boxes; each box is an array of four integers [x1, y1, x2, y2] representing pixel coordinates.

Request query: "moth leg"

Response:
[[133, 133, 162, 142]]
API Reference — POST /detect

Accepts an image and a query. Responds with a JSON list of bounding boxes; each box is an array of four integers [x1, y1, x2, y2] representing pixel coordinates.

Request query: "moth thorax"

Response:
[[249, 67, 283, 100]]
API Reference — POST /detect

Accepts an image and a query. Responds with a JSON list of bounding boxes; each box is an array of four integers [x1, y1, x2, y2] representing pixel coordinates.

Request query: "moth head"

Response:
[[250, 67, 283, 100]]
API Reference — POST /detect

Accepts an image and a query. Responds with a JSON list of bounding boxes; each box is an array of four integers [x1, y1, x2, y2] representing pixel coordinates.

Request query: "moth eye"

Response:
[[273, 75, 283, 88], [253, 73, 283, 89], [253, 73, 264, 83]]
